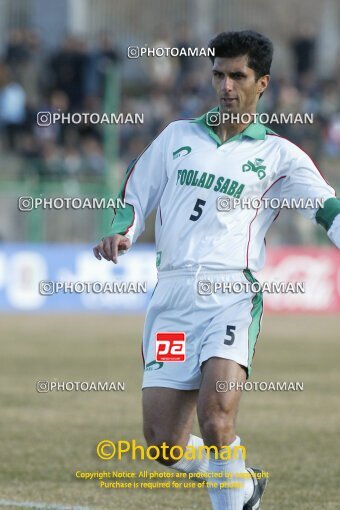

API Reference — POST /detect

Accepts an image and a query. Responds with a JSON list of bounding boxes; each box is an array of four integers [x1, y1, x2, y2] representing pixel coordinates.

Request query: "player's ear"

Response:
[[257, 74, 270, 96]]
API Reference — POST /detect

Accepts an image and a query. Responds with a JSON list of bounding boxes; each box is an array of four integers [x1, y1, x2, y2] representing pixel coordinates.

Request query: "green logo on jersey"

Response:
[[173, 146, 192, 159], [156, 251, 162, 268], [242, 158, 266, 180], [145, 360, 164, 371]]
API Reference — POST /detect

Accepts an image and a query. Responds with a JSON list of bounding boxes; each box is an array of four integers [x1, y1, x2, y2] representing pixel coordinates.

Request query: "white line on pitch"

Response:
[[0, 500, 92, 510]]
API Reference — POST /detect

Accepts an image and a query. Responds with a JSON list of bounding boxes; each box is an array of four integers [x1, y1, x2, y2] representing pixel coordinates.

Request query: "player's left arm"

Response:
[[280, 151, 340, 248]]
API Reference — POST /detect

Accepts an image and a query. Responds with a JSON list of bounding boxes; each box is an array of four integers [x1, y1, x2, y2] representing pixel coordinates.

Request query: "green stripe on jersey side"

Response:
[[315, 197, 340, 231], [105, 160, 136, 237], [243, 269, 263, 377]]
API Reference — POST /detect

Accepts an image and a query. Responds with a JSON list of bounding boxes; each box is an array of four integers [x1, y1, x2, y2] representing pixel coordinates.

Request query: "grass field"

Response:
[[1, 314, 339, 510]]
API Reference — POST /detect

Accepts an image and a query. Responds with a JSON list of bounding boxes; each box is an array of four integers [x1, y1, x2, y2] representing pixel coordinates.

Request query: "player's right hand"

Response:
[[93, 234, 131, 264]]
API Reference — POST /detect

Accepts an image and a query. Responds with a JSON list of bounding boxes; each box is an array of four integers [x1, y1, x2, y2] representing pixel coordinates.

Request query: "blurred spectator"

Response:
[[174, 24, 197, 81], [318, 80, 340, 118], [19, 29, 45, 111], [149, 29, 178, 89], [86, 33, 120, 98], [5, 29, 29, 73], [18, 132, 41, 181], [324, 114, 340, 158], [0, 61, 26, 149], [82, 136, 105, 176], [63, 145, 83, 177], [291, 24, 316, 85], [49, 36, 89, 111], [33, 90, 69, 145], [39, 141, 64, 180]]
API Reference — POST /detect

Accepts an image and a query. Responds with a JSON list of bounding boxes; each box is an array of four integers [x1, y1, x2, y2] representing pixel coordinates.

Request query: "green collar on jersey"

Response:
[[192, 106, 276, 146]]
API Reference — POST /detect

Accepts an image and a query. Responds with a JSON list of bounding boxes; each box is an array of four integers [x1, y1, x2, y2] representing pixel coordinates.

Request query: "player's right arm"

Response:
[[93, 126, 169, 263]]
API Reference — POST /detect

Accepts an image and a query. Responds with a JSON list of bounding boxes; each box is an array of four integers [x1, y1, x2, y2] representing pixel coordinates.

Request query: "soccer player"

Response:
[[93, 31, 340, 510]]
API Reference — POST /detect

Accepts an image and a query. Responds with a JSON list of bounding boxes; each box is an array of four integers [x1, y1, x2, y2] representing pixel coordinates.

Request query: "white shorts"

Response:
[[142, 268, 263, 390]]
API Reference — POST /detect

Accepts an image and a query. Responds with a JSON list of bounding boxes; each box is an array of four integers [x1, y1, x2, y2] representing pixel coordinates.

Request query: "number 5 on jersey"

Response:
[[190, 198, 206, 221]]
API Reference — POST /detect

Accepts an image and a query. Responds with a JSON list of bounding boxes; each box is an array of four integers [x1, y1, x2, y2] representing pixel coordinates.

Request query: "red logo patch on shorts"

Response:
[[155, 332, 186, 362]]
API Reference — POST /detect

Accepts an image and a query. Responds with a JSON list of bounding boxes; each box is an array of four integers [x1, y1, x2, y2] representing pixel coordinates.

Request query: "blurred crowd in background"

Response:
[[0, 26, 340, 187]]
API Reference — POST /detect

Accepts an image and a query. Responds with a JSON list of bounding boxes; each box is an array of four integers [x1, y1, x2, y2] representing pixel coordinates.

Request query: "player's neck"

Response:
[[215, 120, 251, 143]]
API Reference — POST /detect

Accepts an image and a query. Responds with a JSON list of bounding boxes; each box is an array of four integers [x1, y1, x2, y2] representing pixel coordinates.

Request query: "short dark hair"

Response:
[[208, 30, 273, 79]]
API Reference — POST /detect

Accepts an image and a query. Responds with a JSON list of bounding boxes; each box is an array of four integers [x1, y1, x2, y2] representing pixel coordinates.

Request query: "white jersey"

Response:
[[109, 108, 340, 272]]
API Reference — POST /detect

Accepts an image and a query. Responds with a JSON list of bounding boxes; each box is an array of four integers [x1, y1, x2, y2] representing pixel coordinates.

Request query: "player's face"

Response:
[[212, 55, 269, 116]]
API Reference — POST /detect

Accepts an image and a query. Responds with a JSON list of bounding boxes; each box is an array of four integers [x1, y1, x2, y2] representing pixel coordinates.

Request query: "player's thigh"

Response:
[[197, 358, 246, 443], [143, 387, 198, 447], [142, 274, 203, 390], [198, 270, 264, 378]]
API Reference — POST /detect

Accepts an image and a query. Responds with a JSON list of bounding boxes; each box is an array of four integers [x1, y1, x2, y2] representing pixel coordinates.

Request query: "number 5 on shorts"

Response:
[[224, 325, 236, 345]]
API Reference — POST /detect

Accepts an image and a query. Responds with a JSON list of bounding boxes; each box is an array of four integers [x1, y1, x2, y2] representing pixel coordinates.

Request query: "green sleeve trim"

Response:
[[107, 204, 134, 237], [105, 159, 136, 237], [315, 197, 340, 231]]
